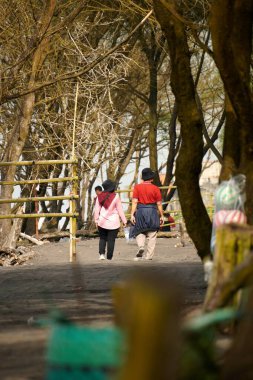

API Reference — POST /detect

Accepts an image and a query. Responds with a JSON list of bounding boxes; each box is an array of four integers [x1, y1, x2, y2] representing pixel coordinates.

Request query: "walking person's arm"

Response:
[[131, 185, 139, 224], [157, 201, 164, 225], [131, 198, 138, 224]]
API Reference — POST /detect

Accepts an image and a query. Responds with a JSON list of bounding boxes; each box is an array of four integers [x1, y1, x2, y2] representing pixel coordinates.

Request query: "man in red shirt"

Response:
[[131, 168, 164, 260]]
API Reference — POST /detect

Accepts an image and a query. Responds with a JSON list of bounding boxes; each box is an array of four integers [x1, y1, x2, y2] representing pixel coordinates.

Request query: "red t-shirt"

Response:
[[132, 182, 162, 204]]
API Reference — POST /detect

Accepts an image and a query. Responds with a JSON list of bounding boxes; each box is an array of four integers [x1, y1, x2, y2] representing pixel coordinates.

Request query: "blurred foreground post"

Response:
[[113, 272, 181, 380]]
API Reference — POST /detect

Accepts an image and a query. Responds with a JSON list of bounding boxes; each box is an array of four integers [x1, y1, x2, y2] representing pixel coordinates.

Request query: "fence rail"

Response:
[[0, 176, 78, 186], [0, 195, 79, 204], [0, 159, 78, 262], [0, 159, 78, 167], [0, 212, 79, 219]]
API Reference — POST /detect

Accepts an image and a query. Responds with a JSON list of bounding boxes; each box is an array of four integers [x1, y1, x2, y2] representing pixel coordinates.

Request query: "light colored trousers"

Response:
[[136, 231, 157, 259]]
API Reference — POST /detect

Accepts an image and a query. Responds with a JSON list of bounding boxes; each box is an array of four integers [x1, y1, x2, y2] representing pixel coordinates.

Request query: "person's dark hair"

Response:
[[142, 168, 155, 181], [102, 179, 116, 192], [95, 185, 102, 192]]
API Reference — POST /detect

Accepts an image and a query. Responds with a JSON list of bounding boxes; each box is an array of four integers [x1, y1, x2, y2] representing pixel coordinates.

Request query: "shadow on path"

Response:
[[0, 238, 206, 379]]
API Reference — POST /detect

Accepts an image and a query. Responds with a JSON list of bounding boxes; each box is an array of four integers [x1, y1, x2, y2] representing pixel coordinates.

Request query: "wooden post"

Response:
[[70, 81, 78, 263], [112, 272, 181, 380], [204, 224, 253, 311], [33, 187, 39, 239], [70, 161, 78, 263]]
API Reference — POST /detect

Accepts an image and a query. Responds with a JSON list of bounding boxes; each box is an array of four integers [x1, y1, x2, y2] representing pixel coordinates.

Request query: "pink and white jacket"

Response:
[[94, 194, 127, 230]]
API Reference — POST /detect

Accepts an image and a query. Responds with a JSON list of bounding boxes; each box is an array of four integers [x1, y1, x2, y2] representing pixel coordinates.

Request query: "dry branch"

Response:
[[1, 10, 153, 103], [19, 232, 44, 246]]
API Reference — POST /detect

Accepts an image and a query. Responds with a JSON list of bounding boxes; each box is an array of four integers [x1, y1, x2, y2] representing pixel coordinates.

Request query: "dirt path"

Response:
[[0, 237, 206, 380]]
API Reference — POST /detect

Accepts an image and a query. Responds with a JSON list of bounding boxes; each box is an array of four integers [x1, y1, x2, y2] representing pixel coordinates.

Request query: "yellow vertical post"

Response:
[[70, 161, 77, 262], [70, 82, 79, 263]]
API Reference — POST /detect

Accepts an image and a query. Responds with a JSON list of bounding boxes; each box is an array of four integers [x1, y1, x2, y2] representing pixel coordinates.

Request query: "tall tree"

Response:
[[0, 0, 57, 248], [153, 0, 212, 259], [209, 0, 253, 224], [138, 24, 165, 185]]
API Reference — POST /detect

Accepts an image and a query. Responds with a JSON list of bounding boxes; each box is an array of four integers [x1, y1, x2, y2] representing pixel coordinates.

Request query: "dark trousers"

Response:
[[98, 227, 119, 260]]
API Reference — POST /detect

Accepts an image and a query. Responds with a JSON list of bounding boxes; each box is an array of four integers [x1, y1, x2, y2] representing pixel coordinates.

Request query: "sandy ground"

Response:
[[0, 237, 206, 380]]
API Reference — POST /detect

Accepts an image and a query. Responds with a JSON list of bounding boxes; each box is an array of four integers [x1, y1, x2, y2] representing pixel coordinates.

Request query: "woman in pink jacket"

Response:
[[94, 179, 127, 260]]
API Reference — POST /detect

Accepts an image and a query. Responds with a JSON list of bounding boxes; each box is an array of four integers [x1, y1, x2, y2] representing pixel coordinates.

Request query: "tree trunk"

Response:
[[23, 194, 37, 236], [80, 175, 90, 224], [115, 128, 141, 184], [148, 76, 161, 186], [153, 0, 212, 259], [0, 0, 57, 249], [86, 171, 101, 228], [0, 92, 36, 248], [148, 39, 162, 187], [21, 148, 39, 236], [40, 163, 63, 233], [210, 0, 253, 223], [139, 28, 163, 186], [127, 150, 142, 216], [3, 207, 24, 250], [161, 103, 178, 200], [219, 95, 240, 181]]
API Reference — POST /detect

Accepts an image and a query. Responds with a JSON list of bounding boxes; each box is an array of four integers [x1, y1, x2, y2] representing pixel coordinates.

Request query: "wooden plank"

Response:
[[0, 176, 78, 186], [0, 159, 78, 167], [0, 195, 79, 204], [0, 213, 79, 219]]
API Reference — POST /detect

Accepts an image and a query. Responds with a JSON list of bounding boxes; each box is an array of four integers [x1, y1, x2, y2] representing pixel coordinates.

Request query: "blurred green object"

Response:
[[179, 308, 240, 380], [183, 307, 239, 332], [46, 324, 125, 380], [44, 307, 240, 380]]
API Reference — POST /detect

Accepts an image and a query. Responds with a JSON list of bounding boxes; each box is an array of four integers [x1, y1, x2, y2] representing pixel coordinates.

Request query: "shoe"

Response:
[[99, 254, 106, 260], [136, 248, 144, 258], [134, 257, 143, 261]]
